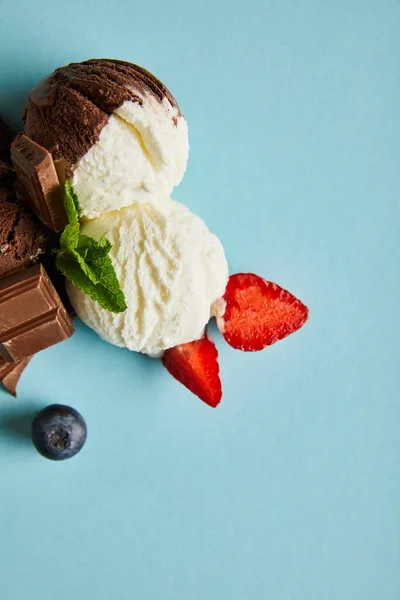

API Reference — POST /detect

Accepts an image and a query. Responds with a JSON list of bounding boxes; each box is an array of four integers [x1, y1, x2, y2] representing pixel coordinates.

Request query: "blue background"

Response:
[[0, 1, 399, 598]]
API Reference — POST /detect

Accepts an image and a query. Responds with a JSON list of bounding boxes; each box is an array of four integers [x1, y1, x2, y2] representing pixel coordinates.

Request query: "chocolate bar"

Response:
[[0, 263, 74, 361], [0, 355, 32, 396], [11, 134, 67, 232]]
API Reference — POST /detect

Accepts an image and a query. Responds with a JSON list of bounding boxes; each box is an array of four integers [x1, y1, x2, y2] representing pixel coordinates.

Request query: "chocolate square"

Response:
[[11, 134, 67, 232], [0, 355, 32, 397], [0, 264, 74, 361]]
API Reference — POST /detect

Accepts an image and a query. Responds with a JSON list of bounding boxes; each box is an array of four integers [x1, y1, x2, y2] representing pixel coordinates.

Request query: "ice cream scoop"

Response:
[[67, 197, 228, 356], [20, 59, 222, 357], [0, 176, 49, 278], [14, 59, 309, 407], [23, 59, 189, 219]]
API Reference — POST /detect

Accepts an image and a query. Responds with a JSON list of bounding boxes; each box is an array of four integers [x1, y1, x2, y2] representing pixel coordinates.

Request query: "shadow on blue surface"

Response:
[[0, 407, 35, 444], [0, 86, 29, 133]]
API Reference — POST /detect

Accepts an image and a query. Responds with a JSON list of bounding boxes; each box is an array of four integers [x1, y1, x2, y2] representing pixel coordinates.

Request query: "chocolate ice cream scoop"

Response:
[[23, 58, 181, 166], [0, 183, 49, 278], [19, 59, 189, 220]]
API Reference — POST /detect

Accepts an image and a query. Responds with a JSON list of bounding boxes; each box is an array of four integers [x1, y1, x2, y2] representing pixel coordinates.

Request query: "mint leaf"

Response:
[[77, 235, 111, 259], [59, 182, 80, 250], [53, 183, 127, 314], [74, 236, 116, 286], [64, 181, 80, 223], [60, 222, 79, 251], [56, 255, 127, 314], [55, 255, 96, 296], [97, 237, 113, 254], [85, 252, 125, 298], [70, 248, 101, 284]]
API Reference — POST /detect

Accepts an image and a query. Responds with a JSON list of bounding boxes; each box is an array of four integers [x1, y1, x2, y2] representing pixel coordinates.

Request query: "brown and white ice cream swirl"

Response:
[[23, 59, 189, 219], [19, 59, 228, 357]]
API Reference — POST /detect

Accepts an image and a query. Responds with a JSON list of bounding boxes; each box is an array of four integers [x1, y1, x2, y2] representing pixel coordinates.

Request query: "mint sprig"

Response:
[[53, 182, 127, 314]]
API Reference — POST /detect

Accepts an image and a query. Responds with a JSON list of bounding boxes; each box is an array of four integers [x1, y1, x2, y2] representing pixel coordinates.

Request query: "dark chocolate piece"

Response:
[[0, 264, 74, 361], [23, 59, 181, 168], [0, 355, 32, 396], [11, 134, 67, 232]]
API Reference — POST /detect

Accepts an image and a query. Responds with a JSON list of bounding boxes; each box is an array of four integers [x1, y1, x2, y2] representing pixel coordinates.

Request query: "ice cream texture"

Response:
[[13, 59, 309, 406], [23, 59, 189, 219], [67, 198, 228, 356], [21, 59, 227, 355], [72, 94, 189, 219], [0, 173, 49, 278]]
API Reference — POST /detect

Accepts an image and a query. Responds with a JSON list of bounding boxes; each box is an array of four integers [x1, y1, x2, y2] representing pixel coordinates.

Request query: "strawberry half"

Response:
[[216, 273, 309, 352], [161, 335, 222, 408]]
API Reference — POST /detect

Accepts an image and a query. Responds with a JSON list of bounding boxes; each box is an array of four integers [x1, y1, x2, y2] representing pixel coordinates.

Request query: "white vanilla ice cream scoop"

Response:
[[23, 59, 226, 355], [67, 198, 229, 356], [72, 93, 189, 219]]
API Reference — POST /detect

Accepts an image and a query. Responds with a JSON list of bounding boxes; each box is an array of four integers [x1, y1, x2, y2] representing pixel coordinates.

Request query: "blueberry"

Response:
[[31, 404, 87, 461]]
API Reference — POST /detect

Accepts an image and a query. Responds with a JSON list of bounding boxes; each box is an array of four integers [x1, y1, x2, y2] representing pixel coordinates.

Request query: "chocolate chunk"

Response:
[[40, 255, 75, 317], [11, 134, 67, 232], [0, 355, 32, 396], [23, 59, 181, 168], [0, 264, 74, 361], [0, 117, 12, 163]]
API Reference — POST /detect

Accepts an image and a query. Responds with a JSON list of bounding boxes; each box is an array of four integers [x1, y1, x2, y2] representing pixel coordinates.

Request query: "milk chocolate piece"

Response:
[[40, 255, 75, 317], [0, 355, 32, 397], [0, 264, 74, 361], [11, 135, 67, 232]]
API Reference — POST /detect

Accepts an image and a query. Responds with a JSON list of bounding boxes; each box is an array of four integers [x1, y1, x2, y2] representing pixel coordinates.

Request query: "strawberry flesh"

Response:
[[162, 335, 222, 407], [217, 273, 309, 351]]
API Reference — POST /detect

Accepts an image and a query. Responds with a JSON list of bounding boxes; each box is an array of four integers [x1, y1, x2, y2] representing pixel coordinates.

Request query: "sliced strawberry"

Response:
[[216, 273, 309, 352], [162, 335, 222, 408]]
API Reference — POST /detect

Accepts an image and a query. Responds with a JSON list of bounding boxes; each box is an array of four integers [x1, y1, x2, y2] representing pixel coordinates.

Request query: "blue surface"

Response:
[[0, 1, 399, 598]]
